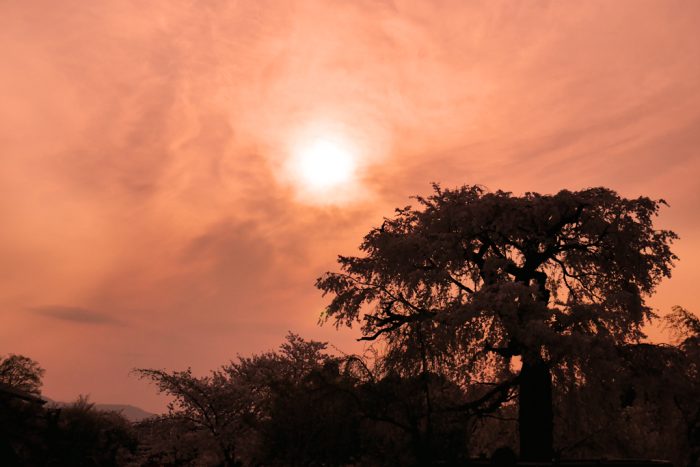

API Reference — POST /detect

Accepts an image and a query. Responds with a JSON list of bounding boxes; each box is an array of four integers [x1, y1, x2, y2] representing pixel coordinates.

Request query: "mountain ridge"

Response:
[[43, 397, 156, 422]]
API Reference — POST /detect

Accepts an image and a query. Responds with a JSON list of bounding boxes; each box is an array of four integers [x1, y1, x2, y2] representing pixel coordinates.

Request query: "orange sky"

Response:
[[1, 0, 699, 412]]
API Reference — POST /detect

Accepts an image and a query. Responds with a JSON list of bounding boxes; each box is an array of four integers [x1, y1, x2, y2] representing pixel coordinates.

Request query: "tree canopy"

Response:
[[317, 184, 678, 459], [135, 333, 361, 466], [0, 354, 45, 395]]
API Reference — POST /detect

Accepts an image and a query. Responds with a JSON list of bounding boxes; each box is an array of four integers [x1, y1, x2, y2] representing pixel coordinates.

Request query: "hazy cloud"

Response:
[[29, 306, 121, 326]]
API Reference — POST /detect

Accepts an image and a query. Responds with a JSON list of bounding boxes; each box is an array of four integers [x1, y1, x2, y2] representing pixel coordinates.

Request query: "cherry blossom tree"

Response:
[[317, 184, 677, 460]]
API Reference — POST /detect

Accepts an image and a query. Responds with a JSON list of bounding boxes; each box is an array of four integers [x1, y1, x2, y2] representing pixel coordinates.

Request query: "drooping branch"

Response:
[[441, 375, 520, 416], [361, 309, 437, 341]]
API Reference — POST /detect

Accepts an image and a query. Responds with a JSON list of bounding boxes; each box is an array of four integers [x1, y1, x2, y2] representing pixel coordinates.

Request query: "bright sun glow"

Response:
[[295, 138, 356, 190]]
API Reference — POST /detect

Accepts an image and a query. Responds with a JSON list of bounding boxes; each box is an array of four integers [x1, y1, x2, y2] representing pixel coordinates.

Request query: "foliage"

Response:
[[3, 305, 699, 466], [133, 415, 209, 466], [0, 354, 45, 395], [667, 305, 700, 353], [1, 388, 137, 466], [663, 307, 700, 466], [45, 395, 137, 466], [235, 344, 361, 466], [135, 332, 476, 465], [317, 184, 677, 459], [0, 353, 46, 465], [136, 333, 362, 466], [134, 366, 248, 466]]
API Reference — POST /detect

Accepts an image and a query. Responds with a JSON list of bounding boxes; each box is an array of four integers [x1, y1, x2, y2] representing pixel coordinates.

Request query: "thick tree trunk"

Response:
[[518, 357, 553, 461]]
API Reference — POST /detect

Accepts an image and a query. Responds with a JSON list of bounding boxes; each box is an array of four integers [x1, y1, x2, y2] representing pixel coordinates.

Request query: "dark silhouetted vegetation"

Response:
[[317, 185, 678, 461], [0, 354, 137, 466]]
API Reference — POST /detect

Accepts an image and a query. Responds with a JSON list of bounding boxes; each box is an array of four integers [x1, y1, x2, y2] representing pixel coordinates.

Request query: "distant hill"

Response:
[[94, 404, 155, 422], [43, 397, 156, 422]]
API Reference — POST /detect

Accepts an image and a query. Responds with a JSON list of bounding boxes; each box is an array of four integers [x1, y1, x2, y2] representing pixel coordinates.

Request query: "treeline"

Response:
[[1, 308, 699, 466], [0, 378, 136, 465]]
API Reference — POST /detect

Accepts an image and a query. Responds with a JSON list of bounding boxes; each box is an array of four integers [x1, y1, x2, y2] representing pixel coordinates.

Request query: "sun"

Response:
[[281, 121, 374, 204], [294, 138, 356, 191]]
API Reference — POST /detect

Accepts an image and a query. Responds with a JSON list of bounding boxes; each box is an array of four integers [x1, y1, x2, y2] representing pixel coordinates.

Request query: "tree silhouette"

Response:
[[664, 306, 700, 466], [317, 184, 677, 460], [0, 354, 44, 395], [46, 395, 137, 466], [0, 354, 46, 465], [136, 333, 358, 466], [134, 367, 247, 466]]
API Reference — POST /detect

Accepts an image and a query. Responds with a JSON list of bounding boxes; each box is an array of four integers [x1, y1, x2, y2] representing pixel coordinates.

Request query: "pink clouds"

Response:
[[1, 0, 699, 411]]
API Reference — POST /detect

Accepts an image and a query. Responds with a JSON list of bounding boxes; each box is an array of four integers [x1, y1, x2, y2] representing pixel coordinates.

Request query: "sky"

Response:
[[1, 0, 699, 413]]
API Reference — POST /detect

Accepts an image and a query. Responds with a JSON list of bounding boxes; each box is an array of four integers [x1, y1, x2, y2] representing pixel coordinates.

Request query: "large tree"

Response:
[[317, 185, 677, 460]]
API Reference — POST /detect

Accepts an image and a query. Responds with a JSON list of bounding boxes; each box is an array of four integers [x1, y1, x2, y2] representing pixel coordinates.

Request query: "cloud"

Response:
[[29, 306, 122, 326], [1, 0, 698, 413]]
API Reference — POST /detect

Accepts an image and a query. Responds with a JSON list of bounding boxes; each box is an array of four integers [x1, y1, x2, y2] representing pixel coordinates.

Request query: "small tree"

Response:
[[0, 354, 44, 395], [229, 335, 361, 466], [0, 354, 46, 464], [46, 395, 137, 466], [134, 367, 246, 466], [136, 333, 358, 466], [317, 185, 677, 460], [664, 306, 700, 466]]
